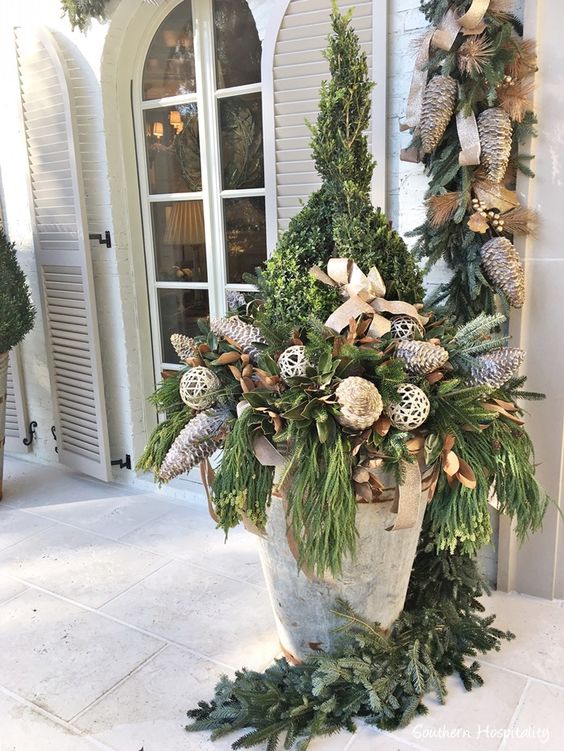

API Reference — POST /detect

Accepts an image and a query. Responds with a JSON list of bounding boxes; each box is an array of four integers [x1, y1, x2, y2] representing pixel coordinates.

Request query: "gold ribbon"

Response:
[[310, 258, 428, 336], [387, 460, 423, 531], [401, 0, 490, 164]]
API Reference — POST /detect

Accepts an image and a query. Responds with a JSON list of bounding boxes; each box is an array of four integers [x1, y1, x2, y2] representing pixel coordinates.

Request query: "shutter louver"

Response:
[[15, 27, 111, 481], [273, 0, 373, 232], [4, 348, 29, 453]]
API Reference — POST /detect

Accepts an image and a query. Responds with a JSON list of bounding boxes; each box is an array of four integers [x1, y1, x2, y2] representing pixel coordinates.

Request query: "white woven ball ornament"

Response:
[[386, 384, 430, 431], [390, 315, 424, 341], [277, 345, 310, 380], [179, 366, 221, 410]]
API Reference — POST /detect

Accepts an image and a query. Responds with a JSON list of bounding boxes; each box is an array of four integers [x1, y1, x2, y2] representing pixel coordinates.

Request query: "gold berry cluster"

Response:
[[471, 197, 505, 231]]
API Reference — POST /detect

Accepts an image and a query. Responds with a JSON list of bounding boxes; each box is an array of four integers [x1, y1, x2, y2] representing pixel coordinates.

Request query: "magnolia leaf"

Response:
[[467, 212, 489, 233], [443, 450, 460, 476], [473, 180, 520, 213], [456, 458, 477, 489]]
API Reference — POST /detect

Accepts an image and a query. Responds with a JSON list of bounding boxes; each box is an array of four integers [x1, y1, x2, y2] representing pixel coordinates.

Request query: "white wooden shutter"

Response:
[[272, 0, 373, 232], [15, 26, 111, 481], [4, 348, 30, 453]]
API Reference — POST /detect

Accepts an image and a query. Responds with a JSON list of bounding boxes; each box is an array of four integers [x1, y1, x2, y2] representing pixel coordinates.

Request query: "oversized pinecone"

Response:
[[210, 316, 267, 362], [480, 237, 525, 308], [467, 348, 525, 389], [159, 407, 231, 482], [477, 107, 513, 183], [395, 340, 449, 375], [420, 75, 458, 154], [170, 333, 197, 362]]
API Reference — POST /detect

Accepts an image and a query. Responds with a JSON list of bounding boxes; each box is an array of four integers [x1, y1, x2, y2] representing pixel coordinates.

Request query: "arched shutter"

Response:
[[15, 26, 111, 481], [271, 0, 375, 233], [4, 348, 30, 453]]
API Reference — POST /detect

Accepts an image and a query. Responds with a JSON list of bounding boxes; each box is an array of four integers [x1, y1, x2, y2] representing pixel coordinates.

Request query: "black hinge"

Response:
[[111, 454, 132, 470], [50, 425, 58, 453], [88, 231, 112, 248], [22, 420, 38, 446]]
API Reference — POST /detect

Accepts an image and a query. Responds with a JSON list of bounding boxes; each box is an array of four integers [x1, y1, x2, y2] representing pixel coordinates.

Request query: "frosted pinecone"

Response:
[[420, 75, 458, 154], [478, 107, 513, 183], [170, 333, 197, 362], [396, 340, 449, 375], [159, 407, 231, 482], [480, 237, 525, 308], [210, 316, 266, 362], [467, 348, 525, 389], [226, 290, 246, 311]]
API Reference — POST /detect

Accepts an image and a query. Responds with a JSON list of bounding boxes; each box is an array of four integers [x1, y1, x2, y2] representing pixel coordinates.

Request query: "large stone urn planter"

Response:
[[0, 351, 9, 500], [256, 461, 431, 662]]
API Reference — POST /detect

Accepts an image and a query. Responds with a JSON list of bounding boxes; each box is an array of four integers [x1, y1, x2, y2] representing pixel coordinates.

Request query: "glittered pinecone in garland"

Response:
[[170, 333, 197, 363], [395, 340, 449, 375], [159, 407, 231, 482], [420, 75, 457, 154], [210, 316, 266, 362], [467, 348, 525, 389], [480, 237, 525, 308], [477, 107, 513, 183]]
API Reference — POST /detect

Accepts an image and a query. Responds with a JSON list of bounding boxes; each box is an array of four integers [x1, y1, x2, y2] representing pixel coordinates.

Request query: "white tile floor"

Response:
[[0, 455, 563, 751]]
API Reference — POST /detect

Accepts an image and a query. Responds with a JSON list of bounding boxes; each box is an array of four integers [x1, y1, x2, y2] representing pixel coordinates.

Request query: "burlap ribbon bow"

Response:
[[401, 0, 491, 166], [310, 258, 428, 336]]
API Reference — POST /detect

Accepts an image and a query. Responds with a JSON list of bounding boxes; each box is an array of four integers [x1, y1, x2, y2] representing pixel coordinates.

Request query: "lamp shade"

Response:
[[164, 201, 206, 245], [153, 121, 164, 138]]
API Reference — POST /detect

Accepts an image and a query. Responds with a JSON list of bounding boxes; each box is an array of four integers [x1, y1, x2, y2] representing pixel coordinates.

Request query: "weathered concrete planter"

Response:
[[0, 351, 9, 500], [256, 462, 428, 662]]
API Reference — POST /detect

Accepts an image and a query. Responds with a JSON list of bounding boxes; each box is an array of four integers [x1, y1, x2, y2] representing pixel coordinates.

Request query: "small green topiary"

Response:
[[0, 227, 35, 353], [60, 0, 108, 32], [257, 6, 424, 332]]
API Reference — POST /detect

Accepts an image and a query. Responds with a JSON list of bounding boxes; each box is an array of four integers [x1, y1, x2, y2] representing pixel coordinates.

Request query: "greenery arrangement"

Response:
[[0, 226, 35, 354], [136, 4, 547, 748], [403, 0, 538, 321], [61, 0, 107, 31]]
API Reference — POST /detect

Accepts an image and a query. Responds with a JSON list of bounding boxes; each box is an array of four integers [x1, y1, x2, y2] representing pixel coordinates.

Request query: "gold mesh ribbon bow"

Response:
[[310, 258, 428, 337]]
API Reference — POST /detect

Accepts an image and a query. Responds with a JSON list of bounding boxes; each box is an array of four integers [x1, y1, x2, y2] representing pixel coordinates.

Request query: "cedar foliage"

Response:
[[0, 226, 35, 353], [256, 6, 424, 332]]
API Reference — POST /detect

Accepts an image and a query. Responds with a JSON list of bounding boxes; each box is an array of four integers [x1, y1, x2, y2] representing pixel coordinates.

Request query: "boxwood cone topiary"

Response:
[[0, 227, 36, 354], [0, 225, 35, 499], [255, 7, 424, 333]]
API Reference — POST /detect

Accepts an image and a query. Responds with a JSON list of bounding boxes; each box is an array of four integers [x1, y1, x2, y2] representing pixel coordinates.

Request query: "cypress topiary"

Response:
[[0, 227, 35, 354], [257, 6, 424, 332]]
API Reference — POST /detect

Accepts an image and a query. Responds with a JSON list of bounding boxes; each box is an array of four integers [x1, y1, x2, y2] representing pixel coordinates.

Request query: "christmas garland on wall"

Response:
[[402, 0, 537, 322]]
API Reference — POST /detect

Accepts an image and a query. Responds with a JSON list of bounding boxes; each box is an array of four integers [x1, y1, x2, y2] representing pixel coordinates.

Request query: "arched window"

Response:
[[137, 0, 265, 369]]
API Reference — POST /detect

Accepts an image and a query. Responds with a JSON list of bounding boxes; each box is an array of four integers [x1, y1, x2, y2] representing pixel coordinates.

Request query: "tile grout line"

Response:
[[68, 643, 170, 725], [0, 586, 31, 609], [0, 683, 119, 751], [479, 658, 564, 691], [497, 677, 531, 751], [0, 519, 59, 554], [94, 555, 177, 609], [2, 573, 246, 672], [4, 502, 268, 591]]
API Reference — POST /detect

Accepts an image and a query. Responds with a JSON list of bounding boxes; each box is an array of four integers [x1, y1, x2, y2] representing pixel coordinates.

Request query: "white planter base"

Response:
[[256, 462, 427, 662]]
